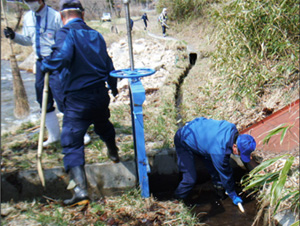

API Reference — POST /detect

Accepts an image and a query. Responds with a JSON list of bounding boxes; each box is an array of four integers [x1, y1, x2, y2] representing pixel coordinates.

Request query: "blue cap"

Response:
[[236, 134, 256, 163], [60, 0, 84, 12]]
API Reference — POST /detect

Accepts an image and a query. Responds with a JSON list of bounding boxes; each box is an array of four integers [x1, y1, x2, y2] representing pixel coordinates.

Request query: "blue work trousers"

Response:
[[35, 59, 64, 113], [174, 128, 222, 199], [61, 84, 115, 172], [143, 20, 147, 28]]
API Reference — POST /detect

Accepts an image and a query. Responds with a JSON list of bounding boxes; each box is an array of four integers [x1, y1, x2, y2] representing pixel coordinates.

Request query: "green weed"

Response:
[[242, 154, 299, 224], [15, 121, 35, 134], [92, 140, 104, 151], [1, 132, 11, 138], [211, 0, 299, 104], [35, 207, 68, 225]]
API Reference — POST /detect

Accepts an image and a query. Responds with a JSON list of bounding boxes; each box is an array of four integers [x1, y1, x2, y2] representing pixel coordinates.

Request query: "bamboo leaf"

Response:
[[279, 190, 299, 202], [248, 155, 286, 175], [273, 197, 281, 214], [280, 126, 289, 144], [271, 156, 294, 207], [263, 124, 288, 144], [244, 172, 279, 190], [280, 124, 294, 145], [290, 220, 299, 226], [274, 189, 299, 214]]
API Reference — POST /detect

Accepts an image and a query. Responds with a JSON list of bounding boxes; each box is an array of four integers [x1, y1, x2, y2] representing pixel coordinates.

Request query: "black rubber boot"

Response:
[[105, 139, 120, 163], [63, 165, 90, 207]]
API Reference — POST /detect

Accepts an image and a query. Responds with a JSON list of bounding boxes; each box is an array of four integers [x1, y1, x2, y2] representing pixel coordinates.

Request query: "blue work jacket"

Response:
[[180, 117, 238, 193], [42, 18, 117, 94]]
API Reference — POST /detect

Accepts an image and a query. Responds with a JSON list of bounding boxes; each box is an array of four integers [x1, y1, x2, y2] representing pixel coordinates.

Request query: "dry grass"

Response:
[[1, 190, 203, 225]]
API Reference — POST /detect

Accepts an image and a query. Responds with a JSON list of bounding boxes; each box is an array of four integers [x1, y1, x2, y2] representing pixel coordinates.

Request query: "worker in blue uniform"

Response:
[[173, 117, 256, 206], [41, 0, 119, 206], [141, 13, 149, 30], [3, 0, 91, 147]]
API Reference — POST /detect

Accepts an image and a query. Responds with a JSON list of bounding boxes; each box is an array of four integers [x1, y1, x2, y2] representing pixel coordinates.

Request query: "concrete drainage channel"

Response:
[[175, 51, 198, 128], [1, 149, 178, 203], [1, 148, 258, 225]]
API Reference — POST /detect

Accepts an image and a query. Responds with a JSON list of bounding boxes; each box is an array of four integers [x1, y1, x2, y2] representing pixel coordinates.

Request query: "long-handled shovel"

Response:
[[37, 72, 50, 187], [1, 0, 30, 119]]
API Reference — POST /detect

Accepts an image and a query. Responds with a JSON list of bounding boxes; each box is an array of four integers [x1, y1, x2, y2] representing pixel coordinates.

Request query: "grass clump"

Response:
[[1, 189, 202, 225], [15, 121, 36, 134], [211, 0, 299, 104], [242, 154, 299, 225], [91, 189, 202, 225]]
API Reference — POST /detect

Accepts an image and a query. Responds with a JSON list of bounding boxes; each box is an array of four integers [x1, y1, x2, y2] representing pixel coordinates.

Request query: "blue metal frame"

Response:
[[110, 68, 155, 198]]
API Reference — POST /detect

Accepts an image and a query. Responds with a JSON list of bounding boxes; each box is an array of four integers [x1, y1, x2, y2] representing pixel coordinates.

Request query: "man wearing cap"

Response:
[[41, 0, 119, 206], [3, 0, 91, 147], [173, 117, 256, 206]]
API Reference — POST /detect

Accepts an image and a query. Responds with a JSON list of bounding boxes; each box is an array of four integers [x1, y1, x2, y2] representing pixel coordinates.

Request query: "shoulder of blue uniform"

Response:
[[54, 26, 70, 43]]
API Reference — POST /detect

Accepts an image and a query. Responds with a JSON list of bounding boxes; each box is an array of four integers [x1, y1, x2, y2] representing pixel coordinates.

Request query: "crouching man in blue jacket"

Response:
[[41, 0, 119, 206], [174, 117, 256, 206]]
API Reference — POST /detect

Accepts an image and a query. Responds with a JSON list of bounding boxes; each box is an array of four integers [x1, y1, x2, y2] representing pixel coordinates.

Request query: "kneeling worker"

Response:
[[174, 117, 256, 206], [42, 0, 119, 206]]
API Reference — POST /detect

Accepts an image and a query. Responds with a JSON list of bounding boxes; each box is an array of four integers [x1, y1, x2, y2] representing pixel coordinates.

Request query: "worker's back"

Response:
[[180, 117, 238, 155]]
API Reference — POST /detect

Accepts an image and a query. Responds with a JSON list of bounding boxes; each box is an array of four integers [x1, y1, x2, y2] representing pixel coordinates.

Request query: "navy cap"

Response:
[[236, 134, 256, 163], [60, 0, 84, 12]]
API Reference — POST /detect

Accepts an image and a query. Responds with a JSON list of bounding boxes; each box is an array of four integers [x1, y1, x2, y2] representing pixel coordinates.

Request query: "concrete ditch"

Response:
[[2, 149, 264, 225], [1, 149, 178, 202], [2, 148, 244, 203]]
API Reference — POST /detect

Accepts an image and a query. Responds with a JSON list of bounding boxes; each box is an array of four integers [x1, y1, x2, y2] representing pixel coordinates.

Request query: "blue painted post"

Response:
[[110, 70, 155, 198], [109, 1, 156, 198], [129, 78, 150, 198]]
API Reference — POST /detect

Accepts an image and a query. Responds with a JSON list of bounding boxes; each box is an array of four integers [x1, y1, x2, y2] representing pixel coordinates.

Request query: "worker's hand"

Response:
[[112, 88, 118, 97], [232, 196, 243, 205], [4, 27, 15, 39], [41, 61, 50, 73], [227, 191, 243, 205]]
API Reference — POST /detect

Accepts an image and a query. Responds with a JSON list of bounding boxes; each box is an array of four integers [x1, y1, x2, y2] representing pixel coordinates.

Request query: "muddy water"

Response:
[[152, 182, 256, 226], [1, 60, 40, 133], [150, 159, 257, 226], [188, 190, 256, 226]]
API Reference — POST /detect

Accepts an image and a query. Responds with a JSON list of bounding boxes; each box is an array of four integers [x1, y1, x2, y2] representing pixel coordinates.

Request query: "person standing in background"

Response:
[[159, 8, 168, 37], [142, 13, 148, 30], [3, 0, 91, 147]]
